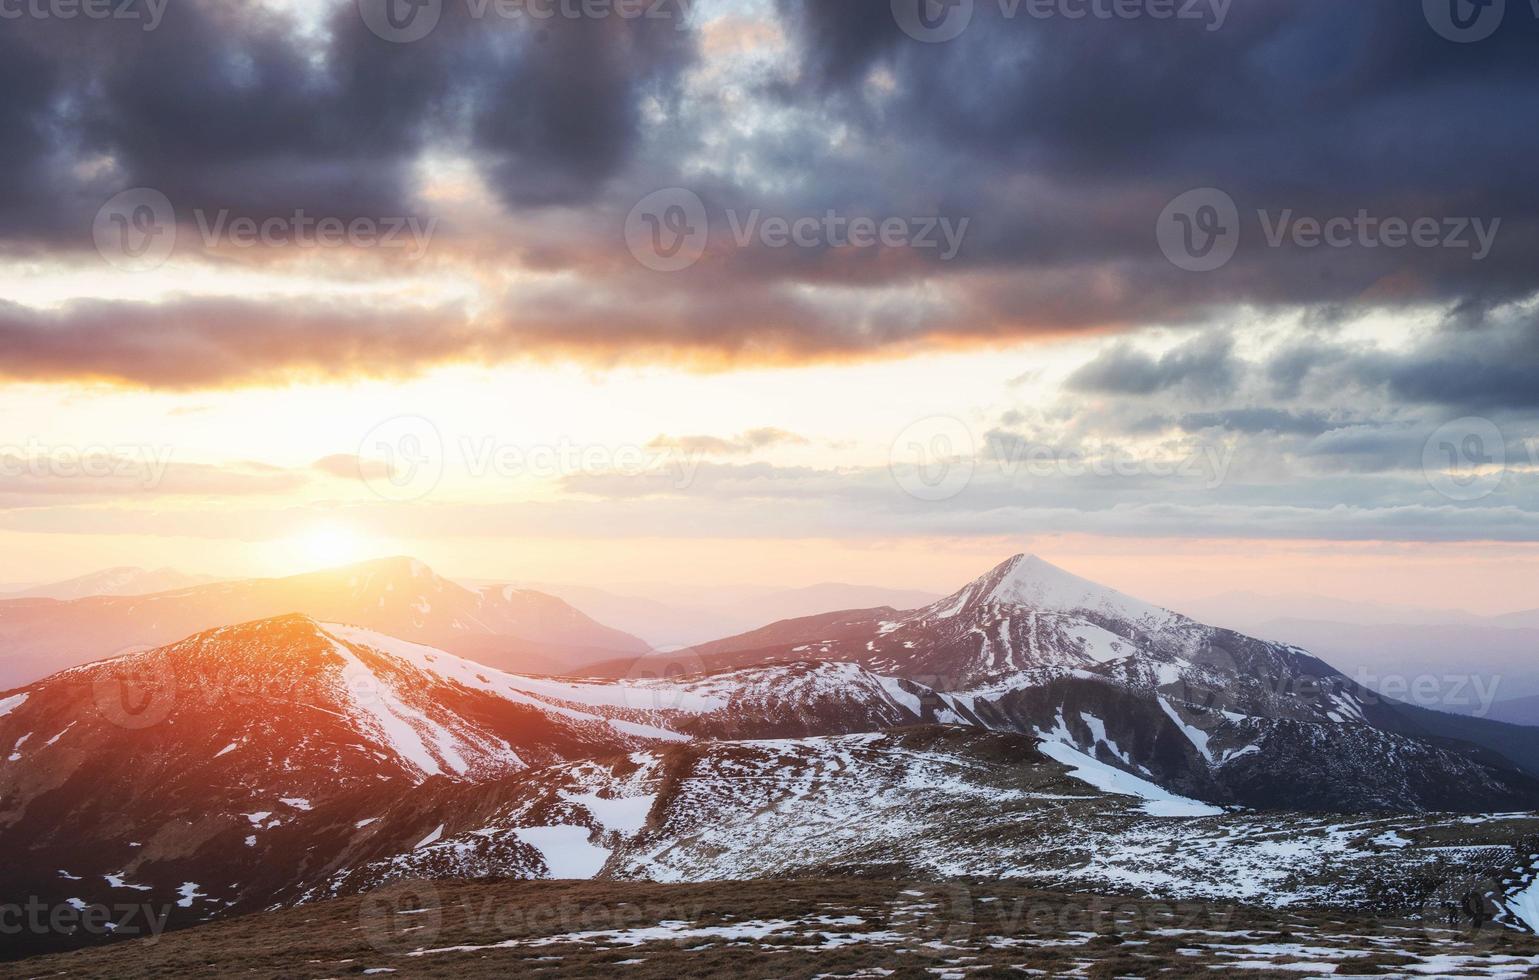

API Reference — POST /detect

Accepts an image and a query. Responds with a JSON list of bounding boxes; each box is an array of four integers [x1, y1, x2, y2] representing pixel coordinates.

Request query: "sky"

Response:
[[3, 0, 1538, 613]]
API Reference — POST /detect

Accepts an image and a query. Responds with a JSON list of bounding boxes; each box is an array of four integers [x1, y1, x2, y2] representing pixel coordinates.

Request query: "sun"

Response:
[[290, 523, 370, 571]]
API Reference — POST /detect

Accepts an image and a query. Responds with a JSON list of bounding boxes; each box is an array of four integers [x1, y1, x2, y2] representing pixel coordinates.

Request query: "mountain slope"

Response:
[[7, 612, 1539, 962], [0, 557, 650, 688], [290, 727, 1539, 926], [684, 554, 1539, 812], [0, 615, 693, 959]]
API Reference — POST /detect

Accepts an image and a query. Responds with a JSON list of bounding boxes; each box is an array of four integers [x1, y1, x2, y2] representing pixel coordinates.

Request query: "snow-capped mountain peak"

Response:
[[929, 553, 1178, 628]]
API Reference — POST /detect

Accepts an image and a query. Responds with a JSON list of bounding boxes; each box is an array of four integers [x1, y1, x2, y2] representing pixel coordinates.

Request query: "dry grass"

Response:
[[6, 877, 1538, 979]]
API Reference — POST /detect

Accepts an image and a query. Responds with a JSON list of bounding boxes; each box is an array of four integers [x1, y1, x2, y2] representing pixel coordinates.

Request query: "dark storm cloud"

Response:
[[0, 0, 698, 245], [4, 0, 1539, 390], [760, 0, 1539, 325]]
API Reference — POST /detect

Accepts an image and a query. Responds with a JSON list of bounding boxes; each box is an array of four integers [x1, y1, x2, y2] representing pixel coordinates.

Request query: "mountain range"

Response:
[[0, 557, 649, 690], [0, 567, 225, 601], [3, 553, 1539, 963]]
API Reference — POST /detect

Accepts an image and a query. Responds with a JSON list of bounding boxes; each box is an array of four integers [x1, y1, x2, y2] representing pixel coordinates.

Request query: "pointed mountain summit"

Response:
[[684, 553, 1539, 812], [953, 554, 1177, 626], [692, 553, 1201, 691]]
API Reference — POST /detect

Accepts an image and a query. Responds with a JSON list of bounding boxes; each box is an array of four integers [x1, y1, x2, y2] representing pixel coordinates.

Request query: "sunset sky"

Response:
[[4, 0, 1538, 613]]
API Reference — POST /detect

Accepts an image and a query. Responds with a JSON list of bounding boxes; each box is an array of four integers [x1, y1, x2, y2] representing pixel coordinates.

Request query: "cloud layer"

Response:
[[2, 0, 1537, 386]]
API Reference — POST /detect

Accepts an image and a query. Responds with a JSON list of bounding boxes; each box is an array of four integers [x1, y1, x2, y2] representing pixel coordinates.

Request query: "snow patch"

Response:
[[875, 676, 923, 716], [1158, 697, 1214, 763], [415, 825, 444, 849], [513, 826, 610, 879], [176, 882, 207, 908], [560, 791, 655, 835], [1038, 715, 1222, 818]]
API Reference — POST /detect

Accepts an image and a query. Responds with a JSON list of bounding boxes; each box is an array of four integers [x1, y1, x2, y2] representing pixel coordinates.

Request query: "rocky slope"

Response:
[[680, 554, 1539, 812]]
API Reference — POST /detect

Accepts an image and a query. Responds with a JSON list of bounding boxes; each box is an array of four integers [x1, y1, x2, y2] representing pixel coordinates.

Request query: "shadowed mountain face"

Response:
[[655, 554, 1539, 810], [0, 557, 650, 688]]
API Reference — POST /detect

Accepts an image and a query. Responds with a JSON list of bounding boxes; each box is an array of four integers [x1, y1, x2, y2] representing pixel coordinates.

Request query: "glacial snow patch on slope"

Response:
[[1038, 713, 1222, 817]]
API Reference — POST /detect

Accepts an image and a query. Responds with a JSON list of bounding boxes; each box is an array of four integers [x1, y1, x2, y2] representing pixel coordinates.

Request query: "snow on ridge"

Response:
[[323, 625, 696, 751], [1038, 712, 1223, 818], [0, 692, 27, 718], [875, 675, 923, 717], [1507, 875, 1539, 934], [985, 555, 1176, 625], [1158, 697, 1215, 763], [323, 624, 725, 715], [323, 636, 463, 779]]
